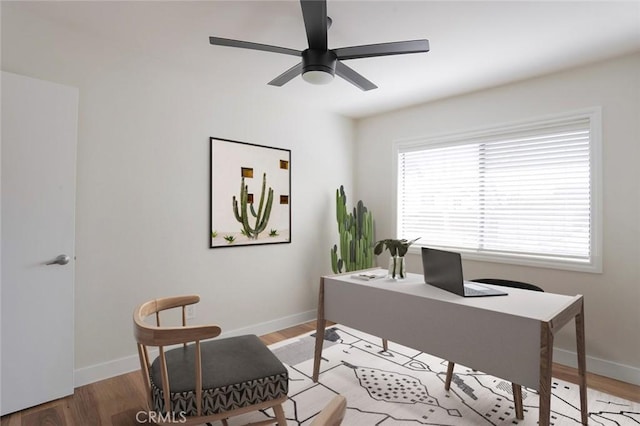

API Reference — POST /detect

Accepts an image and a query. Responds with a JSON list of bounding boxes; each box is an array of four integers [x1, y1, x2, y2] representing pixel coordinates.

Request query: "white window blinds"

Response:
[[397, 111, 600, 271]]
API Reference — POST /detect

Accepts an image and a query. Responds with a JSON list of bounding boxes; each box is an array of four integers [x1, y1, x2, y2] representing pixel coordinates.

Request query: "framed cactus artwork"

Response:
[[210, 137, 291, 248]]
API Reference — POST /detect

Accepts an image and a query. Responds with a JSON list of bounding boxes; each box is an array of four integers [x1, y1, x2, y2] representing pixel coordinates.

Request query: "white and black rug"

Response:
[[225, 325, 639, 425]]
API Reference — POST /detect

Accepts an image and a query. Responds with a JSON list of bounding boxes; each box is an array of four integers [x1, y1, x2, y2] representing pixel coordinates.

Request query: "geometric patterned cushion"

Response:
[[149, 335, 288, 416]]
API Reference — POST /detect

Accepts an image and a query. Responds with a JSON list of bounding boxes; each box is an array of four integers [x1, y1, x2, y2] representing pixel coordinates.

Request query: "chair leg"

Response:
[[382, 339, 388, 351], [273, 403, 287, 426], [221, 419, 229, 426], [512, 383, 524, 420], [444, 362, 455, 391]]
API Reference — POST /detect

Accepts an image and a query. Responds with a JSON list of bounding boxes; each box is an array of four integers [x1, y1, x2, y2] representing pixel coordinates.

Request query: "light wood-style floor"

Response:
[[2, 321, 638, 425]]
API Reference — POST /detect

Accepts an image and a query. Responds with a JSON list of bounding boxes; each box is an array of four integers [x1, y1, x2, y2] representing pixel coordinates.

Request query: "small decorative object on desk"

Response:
[[351, 270, 387, 281], [387, 256, 406, 280], [374, 238, 420, 279]]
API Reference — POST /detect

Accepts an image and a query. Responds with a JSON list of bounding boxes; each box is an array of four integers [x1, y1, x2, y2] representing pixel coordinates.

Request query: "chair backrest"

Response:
[[133, 295, 222, 416], [471, 278, 543, 292], [310, 395, 347, 426]]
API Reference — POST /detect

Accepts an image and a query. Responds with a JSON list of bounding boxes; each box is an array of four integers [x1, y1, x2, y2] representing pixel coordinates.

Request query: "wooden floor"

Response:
[[2, 321, 638, 425]]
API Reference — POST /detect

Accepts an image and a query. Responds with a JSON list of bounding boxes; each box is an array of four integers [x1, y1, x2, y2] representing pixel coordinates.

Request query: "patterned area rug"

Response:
[[225, 325, 639, 425]]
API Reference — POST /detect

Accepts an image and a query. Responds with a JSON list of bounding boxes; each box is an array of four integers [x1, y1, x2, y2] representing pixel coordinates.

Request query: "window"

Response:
[[395, 109, 601, 272]]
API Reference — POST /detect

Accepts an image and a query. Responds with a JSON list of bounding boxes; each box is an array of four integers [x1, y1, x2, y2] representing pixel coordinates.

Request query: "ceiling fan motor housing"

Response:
[[302, 49, 337, 76]]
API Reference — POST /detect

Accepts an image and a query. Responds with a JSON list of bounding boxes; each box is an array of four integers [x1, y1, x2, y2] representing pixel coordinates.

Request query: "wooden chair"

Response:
[[310, 395, 347, 426], [133, 295, 288, 426], [444, 279, 544, 420]]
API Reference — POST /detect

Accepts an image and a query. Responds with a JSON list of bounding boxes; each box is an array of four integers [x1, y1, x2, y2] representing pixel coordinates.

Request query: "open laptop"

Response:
[[421, 247, 508, 297]]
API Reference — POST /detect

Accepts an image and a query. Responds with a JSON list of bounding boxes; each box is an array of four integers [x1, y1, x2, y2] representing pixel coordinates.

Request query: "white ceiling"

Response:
[[11, 0, 640, 118]]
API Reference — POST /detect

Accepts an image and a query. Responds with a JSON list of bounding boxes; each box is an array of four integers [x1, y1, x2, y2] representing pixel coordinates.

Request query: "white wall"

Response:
[[2, 4, 353, 384], [4, 1, 639, 387], [355, 53, 640, 384]]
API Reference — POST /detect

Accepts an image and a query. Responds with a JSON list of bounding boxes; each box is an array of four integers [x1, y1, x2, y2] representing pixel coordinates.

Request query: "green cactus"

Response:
[[330, 185, 374, 273], [232, 173, 274, 239]]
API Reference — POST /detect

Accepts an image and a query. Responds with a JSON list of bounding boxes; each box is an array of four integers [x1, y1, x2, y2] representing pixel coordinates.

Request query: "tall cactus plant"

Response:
[[232, 173, 274, 239], [330, 185, 374, 273]]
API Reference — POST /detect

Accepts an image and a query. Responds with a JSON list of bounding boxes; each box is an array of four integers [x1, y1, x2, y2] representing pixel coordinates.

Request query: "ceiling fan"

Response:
[[209, 0, 430, 91]]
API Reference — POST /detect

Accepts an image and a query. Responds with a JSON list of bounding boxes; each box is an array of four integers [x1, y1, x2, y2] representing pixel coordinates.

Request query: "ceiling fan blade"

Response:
[[209, 37, 301, 57], [268, 63, 303, 87], [334, 39, 430, 60], [300, 0, 328, 51], [335, 61, 377, 91]]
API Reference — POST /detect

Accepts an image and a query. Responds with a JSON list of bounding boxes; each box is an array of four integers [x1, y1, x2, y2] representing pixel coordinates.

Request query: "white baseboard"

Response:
[[74, 309, 317, 388], [553, 347, 640, 386], [74, 352, 144, 388], [217, 309, 317, 340]]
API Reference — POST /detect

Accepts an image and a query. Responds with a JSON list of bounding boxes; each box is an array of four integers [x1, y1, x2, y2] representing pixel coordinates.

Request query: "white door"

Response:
[[1, 71, 78, 415]]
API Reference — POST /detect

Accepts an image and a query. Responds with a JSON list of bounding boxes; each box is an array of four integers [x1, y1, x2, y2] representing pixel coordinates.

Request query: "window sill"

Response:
[[407, 245, 602, 274]]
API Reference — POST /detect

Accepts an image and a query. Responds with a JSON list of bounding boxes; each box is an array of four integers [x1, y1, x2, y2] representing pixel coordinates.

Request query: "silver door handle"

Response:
[[46, 254, 71, 266]]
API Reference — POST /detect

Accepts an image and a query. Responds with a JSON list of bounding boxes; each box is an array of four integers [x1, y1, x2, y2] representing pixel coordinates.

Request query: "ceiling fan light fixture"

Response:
[[301, 49, 337, 85], [302, 69, 335, 85]]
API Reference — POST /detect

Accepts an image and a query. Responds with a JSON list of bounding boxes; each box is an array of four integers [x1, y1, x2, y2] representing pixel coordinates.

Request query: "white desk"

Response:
[[312, 270, 587, 426]]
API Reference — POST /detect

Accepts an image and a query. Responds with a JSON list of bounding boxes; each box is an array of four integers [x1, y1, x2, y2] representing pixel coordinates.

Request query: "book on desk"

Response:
[[350, 271, 387, 281]]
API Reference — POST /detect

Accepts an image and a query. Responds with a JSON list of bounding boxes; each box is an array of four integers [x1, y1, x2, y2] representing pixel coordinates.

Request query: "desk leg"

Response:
[[312, 279, 326, 383], [539, 322, 554, 426], [512, 384, 524, 420], [576, 301, 588, 425]]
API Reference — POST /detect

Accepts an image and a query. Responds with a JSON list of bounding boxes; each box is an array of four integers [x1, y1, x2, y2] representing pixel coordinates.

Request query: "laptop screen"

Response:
[[421, 247, 465, 296]]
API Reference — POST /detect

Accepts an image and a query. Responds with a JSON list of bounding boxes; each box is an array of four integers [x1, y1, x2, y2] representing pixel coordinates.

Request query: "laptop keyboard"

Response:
[[464, 287, 486, 296]]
